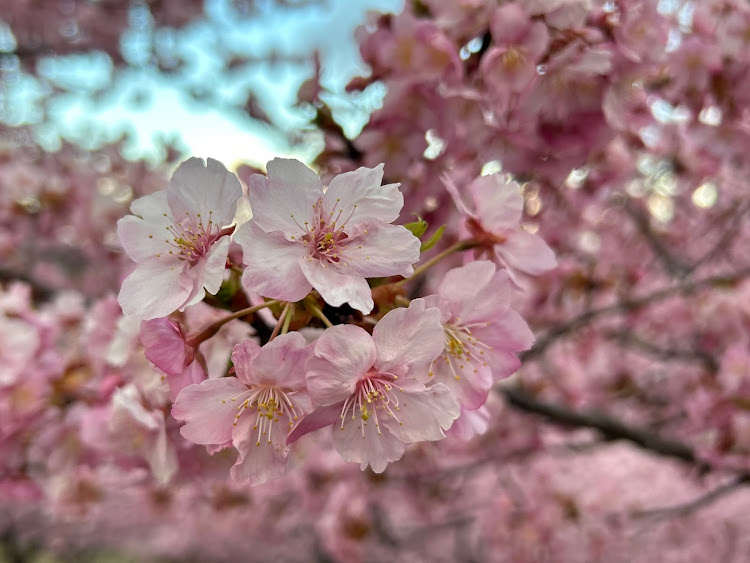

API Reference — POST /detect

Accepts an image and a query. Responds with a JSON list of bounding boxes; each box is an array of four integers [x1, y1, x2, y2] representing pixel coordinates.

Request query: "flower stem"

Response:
[[395, 239, 478, 287], [269, 302, 291, 341], [308, 303, 333, 328], [186, 299, 280, 347], [281, 304, 295, 335]]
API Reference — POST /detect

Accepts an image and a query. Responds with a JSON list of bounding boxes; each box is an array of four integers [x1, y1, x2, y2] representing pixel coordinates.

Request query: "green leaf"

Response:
[[404, 216, 428, 238], [420, 225, 445, 252]]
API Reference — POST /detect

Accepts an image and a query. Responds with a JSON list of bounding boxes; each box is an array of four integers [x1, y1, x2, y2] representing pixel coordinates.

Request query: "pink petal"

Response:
[[166, 361, 207, 402], [231, 340, 263, 386], [229, 414, 288, 485], [442, 173, 476, 218], [470, 175, 524, 231], [323, 164, 404, 224], [448, 405, 490, 440], [333, 416, 406, 473], [456, 267, 513, 324], [479, 308, 535, 352], [117, 193, 173, 262], [172, 378, 251, 445], [438, 261, 499, 310], [236, 221, 312, 302], [343, 223, 421, 279], [373, 299, 445, 376], [430, 360, 493, 410], [246, 158, 321, 238], [167, 158, 243, 227], [384, 382, 459, 443], [118, 261, 193, 320], [248, 332, 310, 388], [199, 235, 231, 296], [497, 230, 557, 276], [287, 403, 343, 445], [140, 318, 188, 376], [307, 325, 375, 406], [298, 257, 374, 314]]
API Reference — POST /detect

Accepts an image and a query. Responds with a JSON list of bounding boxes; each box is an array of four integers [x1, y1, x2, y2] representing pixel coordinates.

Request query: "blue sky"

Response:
[[1, 0, 403, 167]]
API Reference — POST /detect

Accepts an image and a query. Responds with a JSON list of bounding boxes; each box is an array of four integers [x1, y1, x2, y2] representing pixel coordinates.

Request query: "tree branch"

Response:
[[500, 386, 706, 469]]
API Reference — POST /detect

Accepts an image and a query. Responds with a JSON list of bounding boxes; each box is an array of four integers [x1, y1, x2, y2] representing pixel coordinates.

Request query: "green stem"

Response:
[[308, 303, 333, 328], [281, 303, 295, 335], [395, 240, 478, 287], [269, 302, 291, 341]]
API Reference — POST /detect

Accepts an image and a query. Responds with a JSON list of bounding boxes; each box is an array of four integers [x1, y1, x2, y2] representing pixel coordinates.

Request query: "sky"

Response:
[[1, 0, 403, 167]]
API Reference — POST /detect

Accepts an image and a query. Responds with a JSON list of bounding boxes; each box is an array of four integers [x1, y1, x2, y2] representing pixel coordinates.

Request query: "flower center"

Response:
[[162, 210, 233, 266], [291, 198, 357, 264], [227, 386, 299, 446], [340, 371, 402, 437], [429, 320, 491, 381]]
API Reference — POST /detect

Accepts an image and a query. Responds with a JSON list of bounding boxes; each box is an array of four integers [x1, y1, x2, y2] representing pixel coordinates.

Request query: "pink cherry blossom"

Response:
[[294, 299, 459, 472], [172, 333, 312, 485], [444, 172, 557, 281], [117, 158, 243, 319], [140, 318, 206, 401], [423, 261, 535, 410], [235, 159, 420, 314]]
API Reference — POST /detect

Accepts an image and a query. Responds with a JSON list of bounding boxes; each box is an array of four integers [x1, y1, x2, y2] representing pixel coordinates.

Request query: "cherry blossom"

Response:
[[117, 158, 243, 319], [293, 300, 460, 472], [235, 159, 420, 314], [172, 333, 312, 484], [444, 172, 557, 280], [423, 261, 534, 410]]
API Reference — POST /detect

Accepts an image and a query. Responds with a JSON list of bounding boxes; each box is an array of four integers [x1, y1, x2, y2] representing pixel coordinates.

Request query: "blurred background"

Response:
[[4, 0, 750, 561]]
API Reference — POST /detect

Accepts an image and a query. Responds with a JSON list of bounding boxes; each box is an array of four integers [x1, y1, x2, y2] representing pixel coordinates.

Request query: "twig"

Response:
[[500, 386, 706, 469]]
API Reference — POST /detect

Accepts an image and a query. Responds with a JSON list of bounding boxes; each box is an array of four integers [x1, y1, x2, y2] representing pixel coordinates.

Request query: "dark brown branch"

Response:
[[630, 474, 750, 519], [523, 267, 750, 361], [500, 386, 706, 469]]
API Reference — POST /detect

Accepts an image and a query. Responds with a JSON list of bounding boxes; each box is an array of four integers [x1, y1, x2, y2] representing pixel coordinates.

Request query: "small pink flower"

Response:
[[172, 333, 312, 485], [117, 158, 243, 319], [423, 261, 535, 410], [140, 318, 207, 401], [444, 172, 556, 281], [291, 299, 459, 473], [235, 159, 420, 314]]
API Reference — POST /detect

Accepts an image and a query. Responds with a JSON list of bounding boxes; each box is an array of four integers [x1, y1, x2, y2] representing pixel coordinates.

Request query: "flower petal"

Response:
[[333, 416, 406, 473], [307, 325, 375, 406], [385, 382, 459, 443], [343, 223, 421, 279], [117, 194, 174, 263], [287, 403, 343, 445], [298, 257, 374, 314], [172, 377, 251, 445], [246, 158, 321, 238], [230, 414, 288, 485], [140, 318, 188, 376], [167, 157, 243, 226], [236, 221, 312, 302], [231, 340, 263, 386], [249, 332, 310, 388], [497, 230, 557, 276], [118, 261, 193, 320], [471, 175, 524, 231], [323, 164, 404, 224], [373, 299, 444, 376]]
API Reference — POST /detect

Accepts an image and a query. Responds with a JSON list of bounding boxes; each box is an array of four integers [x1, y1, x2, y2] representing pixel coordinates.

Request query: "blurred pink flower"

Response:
[[236, 159, 420, 314], [117, 158, 242, 319], [444, 172, 556, 281]]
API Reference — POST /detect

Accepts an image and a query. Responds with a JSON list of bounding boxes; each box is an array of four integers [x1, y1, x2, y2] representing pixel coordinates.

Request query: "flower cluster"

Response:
[[116, 155, 550, 482]]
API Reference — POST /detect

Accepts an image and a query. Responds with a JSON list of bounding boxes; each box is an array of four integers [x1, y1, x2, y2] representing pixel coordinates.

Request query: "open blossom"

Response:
[[291, 300, 459, 473], [444, 173, 556, 281], [117, 158, 243, 319], [423, 261, 535, 410], [235, 159, 420, 314], [172, 333, 312, 485]]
